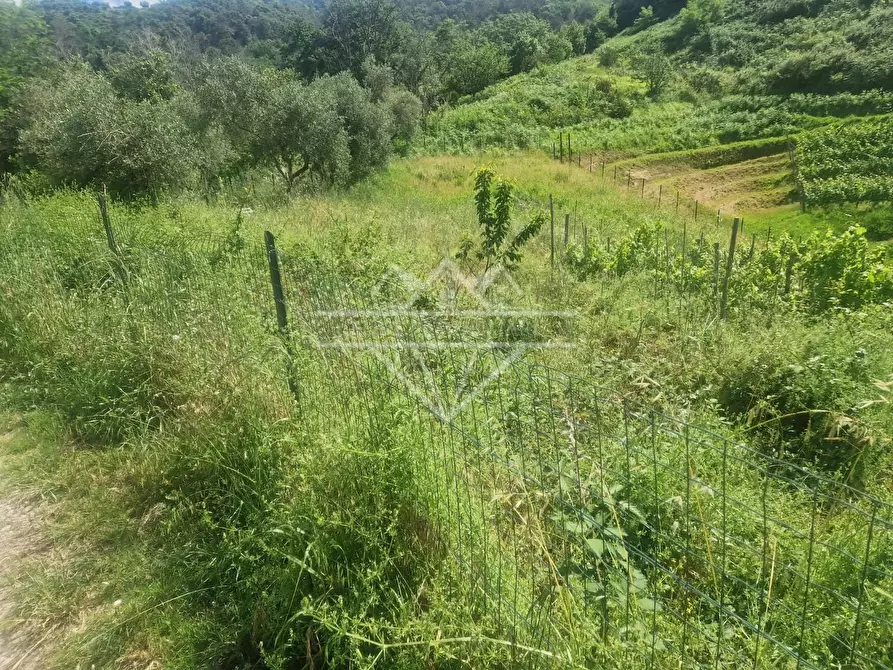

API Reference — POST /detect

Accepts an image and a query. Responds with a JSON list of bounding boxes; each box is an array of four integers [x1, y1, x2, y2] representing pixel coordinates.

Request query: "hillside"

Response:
[[3, 152, 893, 667], [424, 0, 893, 235], [1, 1, 893, 668]]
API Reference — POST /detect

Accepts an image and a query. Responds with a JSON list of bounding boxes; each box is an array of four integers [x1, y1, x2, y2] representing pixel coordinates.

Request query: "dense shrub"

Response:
[[716, 343, 871, 476], [797, 226, 893, 311], [753, 0, 830, 24], [862, 210, 893, 241], [16, 64, 197, 199], [566, 222, 893, 315]]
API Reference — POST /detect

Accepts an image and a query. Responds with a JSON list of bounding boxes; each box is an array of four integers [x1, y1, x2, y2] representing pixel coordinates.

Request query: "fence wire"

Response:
[[278, 252, 892, 670], [4, 211, 891, 669]]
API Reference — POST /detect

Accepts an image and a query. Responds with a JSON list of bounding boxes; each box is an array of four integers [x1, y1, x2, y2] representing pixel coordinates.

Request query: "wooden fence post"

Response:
[[564, 213, 570, 249], [784, 251, 796, 295], [589, 156, 593, 173], [559, 132, 564, 163], [550, 194, 555, 268], [627, 172, 632, 191], [658, 184, 663, 209], [694, 200, 699, 221], [720, 218, 740, 320], [98, 190, 116, 254], [675, 191, 680, 215], [713, 242, 720, 298], [641, 178, 646, 199], [264, 231, 300, 403]]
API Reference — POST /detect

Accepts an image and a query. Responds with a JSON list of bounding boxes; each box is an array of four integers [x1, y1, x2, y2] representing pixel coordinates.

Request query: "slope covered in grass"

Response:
[[424, 52, 893, 157], [2, 153, 893, 667], [424, 0, 893, 230], [423, 0, 893, 154]]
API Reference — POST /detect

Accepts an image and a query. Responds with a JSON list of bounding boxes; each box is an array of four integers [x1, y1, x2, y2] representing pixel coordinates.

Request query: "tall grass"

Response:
[[1, 166, 891, 668]]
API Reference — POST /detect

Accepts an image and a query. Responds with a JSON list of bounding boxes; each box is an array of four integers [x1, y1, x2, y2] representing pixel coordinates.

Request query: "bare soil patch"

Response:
[[0, 428, 56, 670]]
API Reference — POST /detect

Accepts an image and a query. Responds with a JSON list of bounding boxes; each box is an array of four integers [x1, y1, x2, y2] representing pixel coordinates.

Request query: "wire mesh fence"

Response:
[[3, 208, 891, 669], [280, 251, 893, 669]]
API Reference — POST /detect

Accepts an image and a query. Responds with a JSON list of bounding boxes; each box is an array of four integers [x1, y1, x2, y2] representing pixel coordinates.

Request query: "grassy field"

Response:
[[2, 150, 893, 668], [3, 0, 893, 666]]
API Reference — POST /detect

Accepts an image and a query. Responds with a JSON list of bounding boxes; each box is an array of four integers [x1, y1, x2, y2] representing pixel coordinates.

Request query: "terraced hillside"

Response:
[[423, 0, 893, 237], [589, 139, 799, 218]]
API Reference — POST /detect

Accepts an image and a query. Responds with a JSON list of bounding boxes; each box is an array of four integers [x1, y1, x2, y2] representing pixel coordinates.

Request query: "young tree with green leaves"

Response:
[[456, 167, 545, 289], [635, 49, 673, 98]]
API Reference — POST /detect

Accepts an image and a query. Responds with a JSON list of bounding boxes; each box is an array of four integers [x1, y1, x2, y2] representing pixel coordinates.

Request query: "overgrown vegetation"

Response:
[[797, 116, 893, 208], [2, 154, 892, 667], [2, 0, 893, 667]]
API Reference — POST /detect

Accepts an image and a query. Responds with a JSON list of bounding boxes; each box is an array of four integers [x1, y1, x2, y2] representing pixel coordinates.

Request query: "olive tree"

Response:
[[259, 77, 351, 191], [361, 58, 422, 149], [107, 48, 180, 102], [312, 73, 393, 183], [17, 63, 196, 198], [200, 57, 393, 193]]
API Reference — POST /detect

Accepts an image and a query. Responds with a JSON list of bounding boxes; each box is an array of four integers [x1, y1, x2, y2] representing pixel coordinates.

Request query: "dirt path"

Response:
[[0, 428, 54, 670]]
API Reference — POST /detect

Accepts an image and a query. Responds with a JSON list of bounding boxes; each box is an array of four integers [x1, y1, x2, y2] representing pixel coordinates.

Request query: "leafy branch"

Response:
[[457, 166, 545, 292]]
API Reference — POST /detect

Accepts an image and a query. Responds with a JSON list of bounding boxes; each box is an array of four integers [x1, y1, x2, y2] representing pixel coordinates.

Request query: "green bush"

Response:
[[16, 63, 197, 199], [862, 209, 893, 241], [797, 226, 893, 311], [716, 342, 871, 477]]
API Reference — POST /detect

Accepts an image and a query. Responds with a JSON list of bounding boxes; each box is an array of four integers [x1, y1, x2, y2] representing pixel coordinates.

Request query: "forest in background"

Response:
[[0, 0, 617, 195], [2, 0, 892, 206]]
